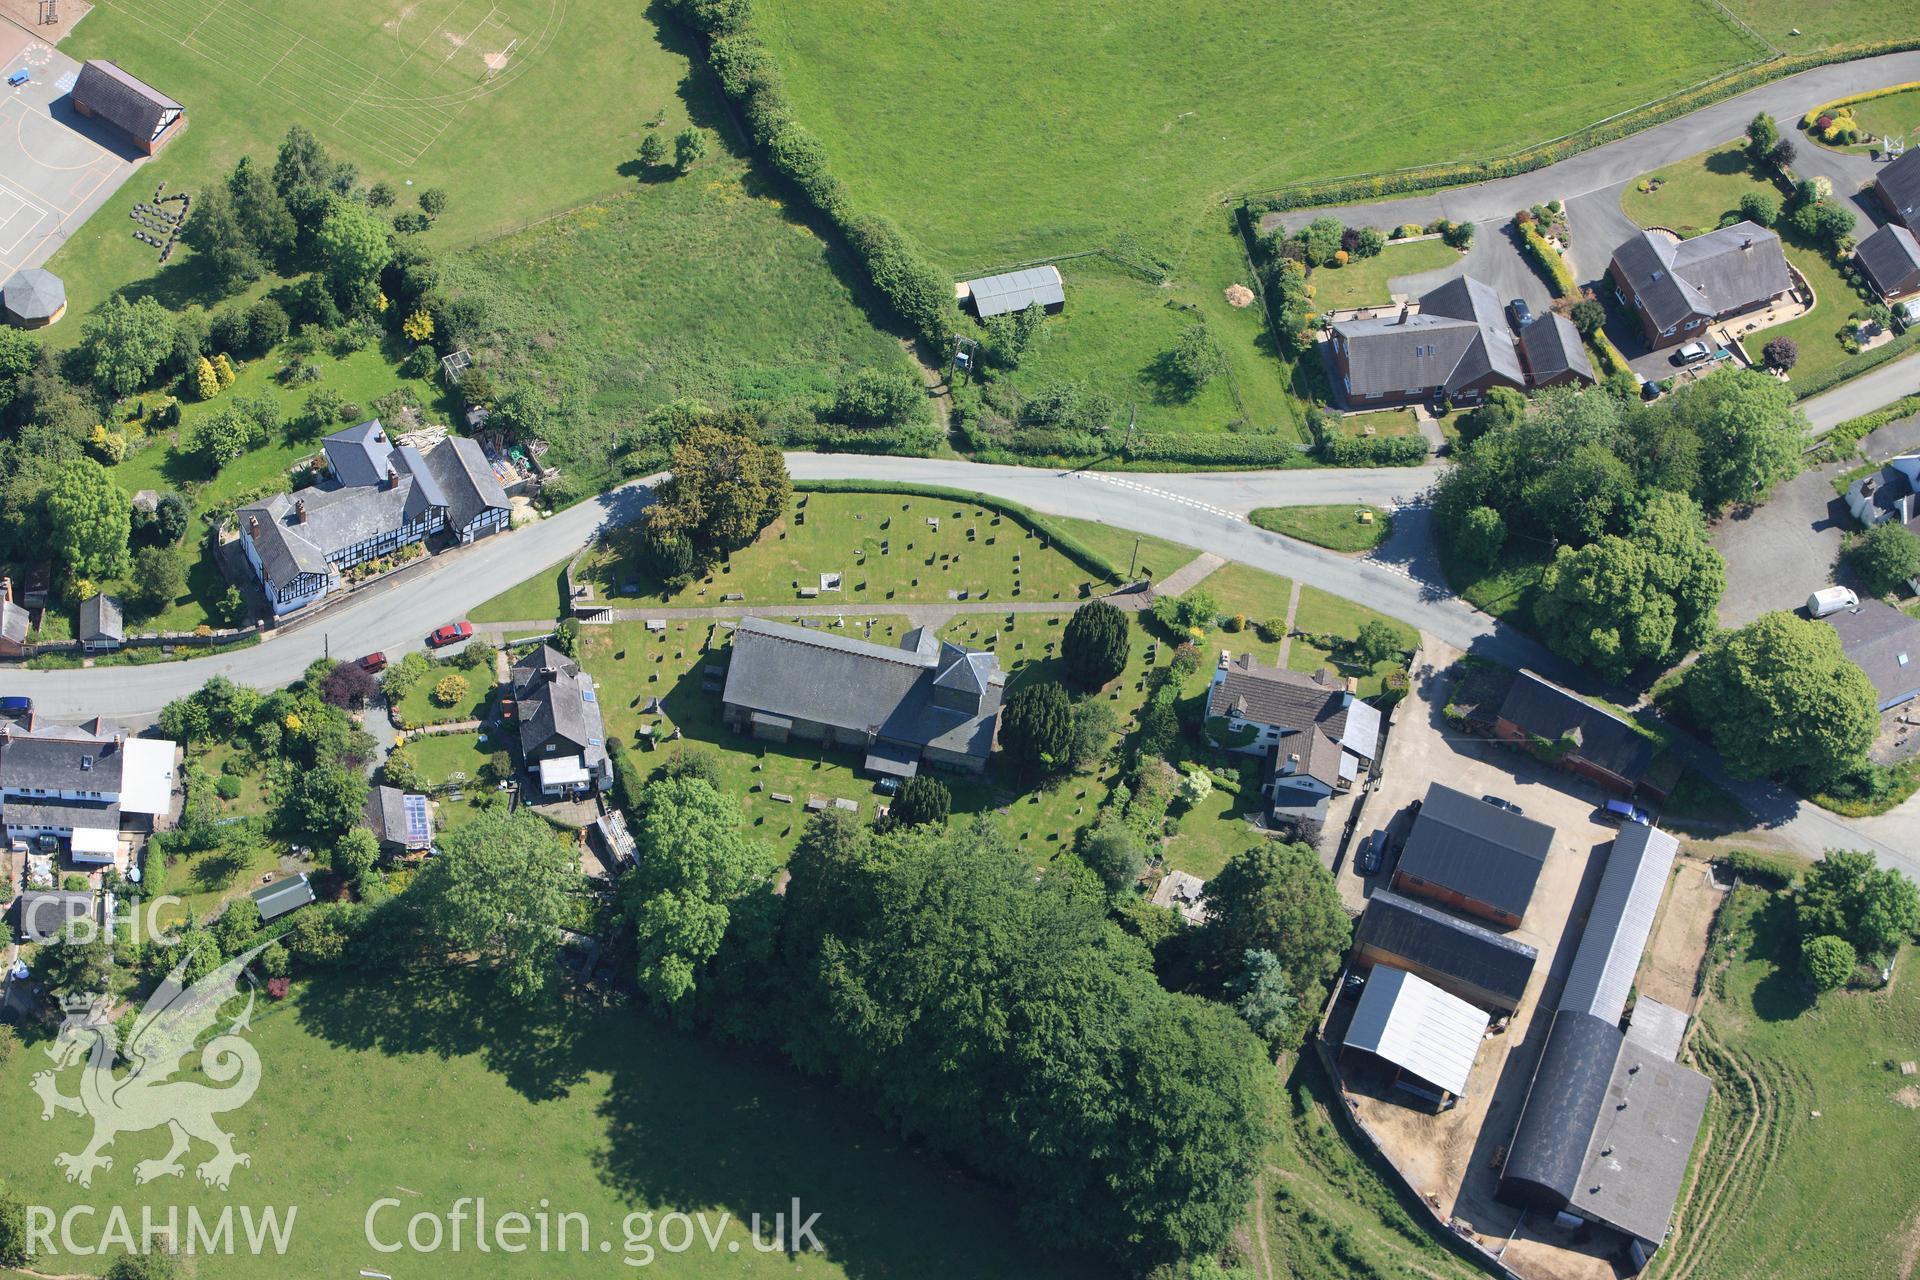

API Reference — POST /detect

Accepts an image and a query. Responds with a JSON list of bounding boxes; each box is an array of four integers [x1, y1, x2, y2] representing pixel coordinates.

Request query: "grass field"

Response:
[[991, 256, 1257, 434], [0, 970, 1102, 1278], [1621, 144, 1875, 386], [1251, 505, 1393, 553], [50, 0, 718, 326], [758, 0, 1763, 268], [1307, 239, 1462, 312], [1664, 885, 1920, 1280], [1718, 0, 1914, 50]]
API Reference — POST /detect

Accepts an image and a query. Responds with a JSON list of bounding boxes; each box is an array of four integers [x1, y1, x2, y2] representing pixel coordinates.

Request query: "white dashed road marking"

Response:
[[1075, 473, 1243, 522]]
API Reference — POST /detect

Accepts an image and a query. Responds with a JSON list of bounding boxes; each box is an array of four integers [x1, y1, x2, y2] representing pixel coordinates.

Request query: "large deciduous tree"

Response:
[[1062, 599, 1130, 688], [1533, 491, 1723, 678], [1686, 611, 1878, 787], [316, 196, 393, 310], [409, 808, 581, 1000], [1666, 370, 1807, 511], [79, 296, 176, 397], [1200, 841, 1348, 1047], [1849, 521, 1920, 596], [619, 775, 774, 1006], [44, 457, 132, 581], [1798, 849, 1920, 960], [641, 418, 791, 559]]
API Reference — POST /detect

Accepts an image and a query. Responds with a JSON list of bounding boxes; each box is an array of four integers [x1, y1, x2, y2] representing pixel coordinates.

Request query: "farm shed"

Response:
[[1350, 888, 1538, 1015], [957, 264, 1065, 318], [1341, 965, 1488, 1106], [1391, 782, 1555, 927]]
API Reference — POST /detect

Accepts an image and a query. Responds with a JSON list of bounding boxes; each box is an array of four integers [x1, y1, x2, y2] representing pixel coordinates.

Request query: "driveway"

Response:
[[1713, 408, 1920, 626]]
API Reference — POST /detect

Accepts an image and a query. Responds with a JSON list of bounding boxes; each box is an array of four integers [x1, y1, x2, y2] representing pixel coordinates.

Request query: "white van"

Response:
[[1806, 586, 1859, 618]]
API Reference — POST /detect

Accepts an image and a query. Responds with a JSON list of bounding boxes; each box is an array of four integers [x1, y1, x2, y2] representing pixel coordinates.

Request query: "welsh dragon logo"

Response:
[[30, 944, 268, 1190]]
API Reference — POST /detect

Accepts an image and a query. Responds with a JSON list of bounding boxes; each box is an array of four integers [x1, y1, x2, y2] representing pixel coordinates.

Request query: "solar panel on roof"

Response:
[[403, 794, 431, 843]]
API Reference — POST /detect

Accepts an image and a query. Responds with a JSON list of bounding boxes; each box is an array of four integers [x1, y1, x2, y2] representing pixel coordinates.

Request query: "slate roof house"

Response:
[[0, 717, 177, 863], [363, 784, 433, 854], [15, 890, 106, 943], [1499, 825, 1707, 1269], [1856, 222, 1920, 302], [1392, 782, 1555, 927], [1877, 145, 1920, 232], [1608, 222, 1791, 349], [77, 593, 123, 652], [71, 60, 185, 155], [1826, 600, 1920, 712], [510, 644, 611, 796], [1493, 671, 1659, 800], [238, 422, 509, 615], [1204, 652, 1380, 824], [1517, 313, 1597, 390], [721, 618, 1003, 776], [1351, 888, 1539, 1016], [1845, 454, 1920, 534], [1330, 276, 1523, 408]]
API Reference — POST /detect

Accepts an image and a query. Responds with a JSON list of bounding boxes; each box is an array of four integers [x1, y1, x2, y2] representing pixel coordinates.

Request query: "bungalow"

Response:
[[238, 422, 509, 615], [1204, 653, 1380, 825], [1492, 671, 1659, 800], [1856, 222, 1920, 302], [1877, 145, 1920, 232], [1826, 601, 1920, 712], [511, 644, 611, 796], [1608, 222, 1792, 349], [720, 618, 1003, 776], [1329, 276, 1526, 408]]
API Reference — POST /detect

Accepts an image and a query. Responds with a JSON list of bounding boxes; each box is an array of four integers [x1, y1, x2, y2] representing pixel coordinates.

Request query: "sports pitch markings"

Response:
[[95, 0, 565, 166]]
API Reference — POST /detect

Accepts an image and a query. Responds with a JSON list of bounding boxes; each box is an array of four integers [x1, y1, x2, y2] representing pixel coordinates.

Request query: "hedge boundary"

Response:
[[1791, 328, 1920, 400], [1242, 39, 1920, 213], [673, 0, 956, 351], [1804, 79, 1920, 120], [1516, 220, 1576, 297], [793, 480, 1125, 584]]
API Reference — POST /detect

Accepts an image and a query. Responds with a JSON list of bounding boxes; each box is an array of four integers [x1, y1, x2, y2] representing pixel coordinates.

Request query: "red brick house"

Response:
[[1492, 671, 1663, 800], [1877, 146, 1920, 232], [1857, 223, 1920, 302], [1608, 222, 1790, 349]]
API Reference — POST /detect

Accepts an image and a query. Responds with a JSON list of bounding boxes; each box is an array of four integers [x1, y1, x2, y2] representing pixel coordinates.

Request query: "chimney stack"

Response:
[[386, 467, 399, 490], [1399, 303, 1411, 323], [247, 515, 259, 536], [0, 575, 10, 605], [294, 499, 307, 524], [1742, 237, 1753, 249]]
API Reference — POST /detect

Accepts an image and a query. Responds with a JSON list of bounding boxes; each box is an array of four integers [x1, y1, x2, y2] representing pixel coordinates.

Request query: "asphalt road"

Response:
[[8, 452, 1912, 870]]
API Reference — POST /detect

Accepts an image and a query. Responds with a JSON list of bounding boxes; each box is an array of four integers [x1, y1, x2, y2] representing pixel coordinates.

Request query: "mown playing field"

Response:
[[758, 0, 1766, 268], [0, 971, 1101, 1278]]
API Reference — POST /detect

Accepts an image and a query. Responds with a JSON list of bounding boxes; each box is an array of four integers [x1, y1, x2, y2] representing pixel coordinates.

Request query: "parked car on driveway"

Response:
[[1674, 340, 1710, 365], [1600, 799, 1654, 826], [1806, 586, 1859, 618], [358, 651, 388, 673], [1507, 298, 1532, 329], [1357, 831, 1385, 876], [427, 620, 473, 648]]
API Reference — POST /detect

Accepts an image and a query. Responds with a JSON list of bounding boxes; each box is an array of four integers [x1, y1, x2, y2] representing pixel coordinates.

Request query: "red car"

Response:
[[427, 620, 474, 648], [357, 651, 388, 673]]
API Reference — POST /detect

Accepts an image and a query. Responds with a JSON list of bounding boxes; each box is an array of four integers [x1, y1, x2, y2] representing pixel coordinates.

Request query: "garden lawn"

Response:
[[472, 557, 573, 624], [199, 741, 276, 820], [402, 730, 503, 833], [1671, 886, 1920, 1280], [1306, 239, 1461, 311], [1163, 760, 1269, 879], [1619, 144, 1873, 385], [1290, 585, 1416, 698], [47, 0, 720, 330], [1198, 562, 1296, 628], [1806, 85, 1920, 152], [391, 663, 497, 730], [1251, 505, 1393, 552], [0, 969, 1104, 1279], [583, 492, 1112, 609], [757, 0, 1759, 268]]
